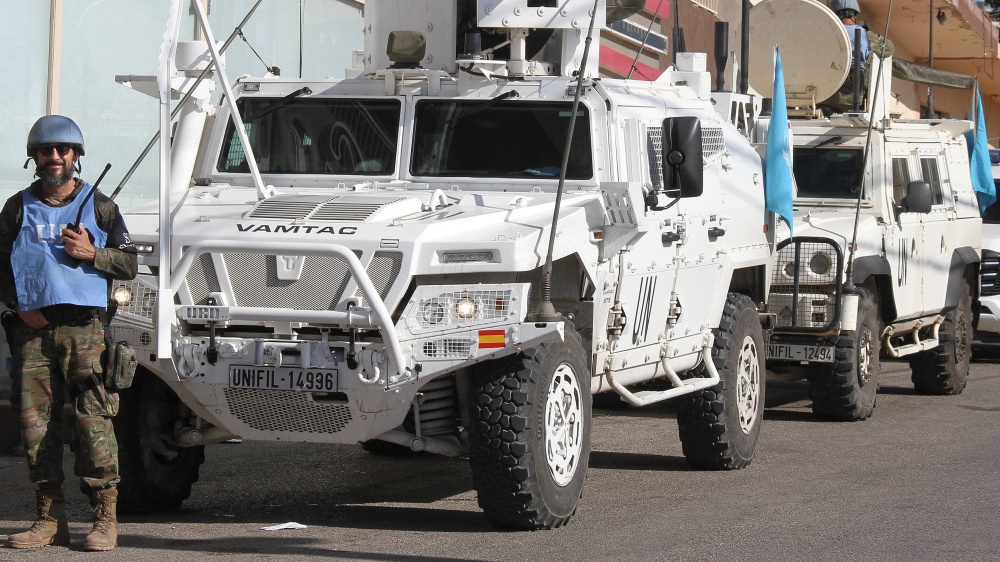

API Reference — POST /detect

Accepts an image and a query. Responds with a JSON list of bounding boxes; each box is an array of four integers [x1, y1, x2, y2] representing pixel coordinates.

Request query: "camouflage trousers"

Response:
[[10, 316, 119, 493]]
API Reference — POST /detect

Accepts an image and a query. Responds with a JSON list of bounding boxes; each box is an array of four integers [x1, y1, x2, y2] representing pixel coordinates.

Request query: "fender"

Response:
[[943, 247, 980, 311], [851, 255, 897, 323]]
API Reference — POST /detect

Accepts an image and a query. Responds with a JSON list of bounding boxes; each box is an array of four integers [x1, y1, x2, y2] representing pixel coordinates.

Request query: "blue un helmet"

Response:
[[26, 115, 85, 157], [829, 0, 861, 18]]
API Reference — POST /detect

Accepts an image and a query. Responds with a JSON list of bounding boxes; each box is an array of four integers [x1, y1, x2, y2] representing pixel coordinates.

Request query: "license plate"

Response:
[[229, 365, 339, 392], [767, 344, 834, 363]]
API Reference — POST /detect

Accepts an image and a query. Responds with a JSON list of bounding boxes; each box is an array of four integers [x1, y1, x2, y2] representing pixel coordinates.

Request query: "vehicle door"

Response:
[[884, 144, 924, 320], [915, 148, 956, 314], [601, 116, 684, 377]]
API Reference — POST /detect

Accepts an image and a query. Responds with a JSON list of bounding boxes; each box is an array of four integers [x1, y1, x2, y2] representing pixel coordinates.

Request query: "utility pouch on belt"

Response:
[[105, 340, 137, 391]]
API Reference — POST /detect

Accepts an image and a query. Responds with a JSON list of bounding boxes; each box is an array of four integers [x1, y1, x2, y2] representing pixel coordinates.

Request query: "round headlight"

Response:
[[809, 252, 833, 276], [784, 261, 796, 278], [420, 300, 446, 325], [455, 297, 477, 319], [112, 286, 132, 307]]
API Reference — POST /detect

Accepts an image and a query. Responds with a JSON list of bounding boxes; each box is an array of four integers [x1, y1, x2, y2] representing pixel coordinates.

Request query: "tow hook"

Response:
[[346, 326, 359, 369], [206, 296, 219, 365]]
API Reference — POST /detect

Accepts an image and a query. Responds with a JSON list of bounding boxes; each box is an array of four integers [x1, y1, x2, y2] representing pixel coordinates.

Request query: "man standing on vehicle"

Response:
[[0, 115, 137, 551], [830, 0, 870, 74]]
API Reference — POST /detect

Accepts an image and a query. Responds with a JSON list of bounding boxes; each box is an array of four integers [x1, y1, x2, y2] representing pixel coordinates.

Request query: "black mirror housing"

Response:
[[901, 181, 933, 214], [660, 117, 704, 198]]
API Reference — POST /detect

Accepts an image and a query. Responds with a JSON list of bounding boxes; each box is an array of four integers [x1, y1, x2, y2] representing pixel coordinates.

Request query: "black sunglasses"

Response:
[[36, 143, 73, 156]]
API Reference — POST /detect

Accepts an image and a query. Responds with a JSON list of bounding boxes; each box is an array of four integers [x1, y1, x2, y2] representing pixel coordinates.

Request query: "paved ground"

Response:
[[1, 356, 998, 561]]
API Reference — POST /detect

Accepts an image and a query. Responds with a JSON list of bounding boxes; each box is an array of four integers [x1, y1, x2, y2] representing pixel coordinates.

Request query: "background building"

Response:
[[0, 0, 365, 212]]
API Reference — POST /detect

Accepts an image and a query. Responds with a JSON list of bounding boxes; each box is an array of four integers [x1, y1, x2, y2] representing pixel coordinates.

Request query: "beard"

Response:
[[35, 161, 76, 189]]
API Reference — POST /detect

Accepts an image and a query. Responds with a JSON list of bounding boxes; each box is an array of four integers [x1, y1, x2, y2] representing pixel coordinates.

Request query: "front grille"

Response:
[[769, 238, 843, 331], [184, 250, 402, 310], [352, 251, 403, 306], [982, 249, 1000, 296], [224, 252, 354, 309], [223, 388, 352, 433]]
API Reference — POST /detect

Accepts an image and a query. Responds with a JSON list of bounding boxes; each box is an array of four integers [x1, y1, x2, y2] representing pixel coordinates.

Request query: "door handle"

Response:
[[708, 227, 726, 238]]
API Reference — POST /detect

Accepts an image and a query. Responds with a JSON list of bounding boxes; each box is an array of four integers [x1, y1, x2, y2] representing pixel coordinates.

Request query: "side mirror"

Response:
[[660, 116, 704, 199], [900, 181, 932, 214]]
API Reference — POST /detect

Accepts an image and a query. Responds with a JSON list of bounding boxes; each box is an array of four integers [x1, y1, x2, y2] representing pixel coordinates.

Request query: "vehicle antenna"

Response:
[[66, 163, 112, 267], [844, 0, 894, 290], [528, 0, 601, 323], [627, 0, 665, 80], [110, 0, 265, 200], [70, 163, 112, 233]]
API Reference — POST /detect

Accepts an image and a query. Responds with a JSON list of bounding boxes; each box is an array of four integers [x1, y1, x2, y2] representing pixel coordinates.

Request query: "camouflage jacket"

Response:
[[0, 179, 138, 311]]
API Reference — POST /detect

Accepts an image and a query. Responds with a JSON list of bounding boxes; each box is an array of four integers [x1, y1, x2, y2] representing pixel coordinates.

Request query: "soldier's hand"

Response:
[[62, 225, 97, 262], [16, 305, 48, 329]]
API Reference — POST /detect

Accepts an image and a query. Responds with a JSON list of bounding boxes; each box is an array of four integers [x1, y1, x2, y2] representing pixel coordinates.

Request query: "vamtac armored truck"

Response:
[[109, 0, 777, 528], [749, 0, 982, 421]]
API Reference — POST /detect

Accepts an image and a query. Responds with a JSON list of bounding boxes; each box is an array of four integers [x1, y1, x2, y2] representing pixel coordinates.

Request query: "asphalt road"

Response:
[[1, 356, 998, 561]]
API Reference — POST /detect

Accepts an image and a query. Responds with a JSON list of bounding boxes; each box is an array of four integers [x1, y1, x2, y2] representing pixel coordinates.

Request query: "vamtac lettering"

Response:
[[237, 224, 357, 235]]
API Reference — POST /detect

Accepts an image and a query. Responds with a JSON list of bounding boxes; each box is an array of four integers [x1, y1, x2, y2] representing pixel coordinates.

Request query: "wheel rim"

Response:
[[545, 363, 584, 486], [858, 325, 874, 386], [736, 335, 761, 434]]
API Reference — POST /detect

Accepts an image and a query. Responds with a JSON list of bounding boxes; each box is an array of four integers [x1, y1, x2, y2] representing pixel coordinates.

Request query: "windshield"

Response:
[[217, 98, 401, 175], [411, 100, 593, 179], [792, 148, 864, 199]]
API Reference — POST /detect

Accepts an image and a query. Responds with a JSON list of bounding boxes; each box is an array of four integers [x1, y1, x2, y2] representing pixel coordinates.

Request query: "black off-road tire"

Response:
[[116, 371, 205, 514], [808, 288, 879, 421], [469, 324, 592, 530], [677, 293, 765, 470], [910, 278, 972, 395]]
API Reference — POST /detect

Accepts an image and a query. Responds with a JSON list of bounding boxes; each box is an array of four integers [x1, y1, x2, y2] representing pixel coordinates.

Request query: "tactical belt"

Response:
[[39, 304, 106, 327]]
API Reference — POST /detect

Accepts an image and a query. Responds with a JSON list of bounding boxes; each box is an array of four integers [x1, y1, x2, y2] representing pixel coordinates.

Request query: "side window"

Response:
[[919, 157, 945, 205], [891, 157, 909, 205]]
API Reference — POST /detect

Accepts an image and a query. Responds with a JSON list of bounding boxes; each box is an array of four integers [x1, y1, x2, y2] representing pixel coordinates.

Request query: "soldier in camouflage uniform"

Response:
[[0, 115, 137, 551]]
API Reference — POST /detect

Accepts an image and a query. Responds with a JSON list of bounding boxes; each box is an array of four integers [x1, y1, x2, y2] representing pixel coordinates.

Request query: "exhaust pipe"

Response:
[[714, 21, 729, 91]]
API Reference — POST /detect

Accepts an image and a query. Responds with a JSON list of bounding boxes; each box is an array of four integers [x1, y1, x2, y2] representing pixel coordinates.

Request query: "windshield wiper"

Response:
[[447, 91, 520, 123], [813, 135, 843, 149], [244, 87, 313, 121]]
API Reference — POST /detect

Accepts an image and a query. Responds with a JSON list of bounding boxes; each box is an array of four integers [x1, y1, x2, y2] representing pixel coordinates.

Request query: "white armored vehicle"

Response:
[[750, 0, 982, 420], [110, 0, 776, 528]]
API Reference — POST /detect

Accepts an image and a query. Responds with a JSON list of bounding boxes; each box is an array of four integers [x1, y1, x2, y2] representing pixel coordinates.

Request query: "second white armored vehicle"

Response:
[[751, 0, 982, 421]]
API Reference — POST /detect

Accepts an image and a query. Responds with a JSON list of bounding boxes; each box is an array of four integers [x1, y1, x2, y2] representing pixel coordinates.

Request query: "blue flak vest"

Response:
[[12, 183, 109, 311]]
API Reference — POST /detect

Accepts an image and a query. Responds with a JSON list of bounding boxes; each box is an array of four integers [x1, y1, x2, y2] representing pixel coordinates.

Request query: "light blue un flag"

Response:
[[765, 47, 795, 237], [966, 83, 996, 214]]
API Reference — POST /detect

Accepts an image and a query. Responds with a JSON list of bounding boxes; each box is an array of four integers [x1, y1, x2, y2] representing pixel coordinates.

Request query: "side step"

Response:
[[883, 316, 943, 358]]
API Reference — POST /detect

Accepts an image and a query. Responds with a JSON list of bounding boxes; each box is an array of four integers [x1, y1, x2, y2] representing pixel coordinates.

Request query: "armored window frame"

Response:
[[918, 156, 946, 206], [890, 156, 910, 206]]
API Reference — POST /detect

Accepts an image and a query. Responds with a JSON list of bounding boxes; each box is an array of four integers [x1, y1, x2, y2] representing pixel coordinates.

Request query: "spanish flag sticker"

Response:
[[478, 329, 506, 349]]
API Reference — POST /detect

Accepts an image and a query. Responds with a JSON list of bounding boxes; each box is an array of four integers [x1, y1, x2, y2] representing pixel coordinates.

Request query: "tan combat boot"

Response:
[[81, 488, 118, 552], [6, 489, 71, 549]]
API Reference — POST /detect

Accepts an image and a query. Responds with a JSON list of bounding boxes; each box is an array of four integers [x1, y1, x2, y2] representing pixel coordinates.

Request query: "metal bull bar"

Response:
[[168, 240, 408, 382]]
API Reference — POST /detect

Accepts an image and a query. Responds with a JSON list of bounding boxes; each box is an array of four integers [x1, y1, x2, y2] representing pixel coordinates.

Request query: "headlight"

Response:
[[112, 286, 132, 306], [455, 297, 477, 319], [783, 261, 796, 278], [809, 252, 833, 276], [420, 300, 447, 325]]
